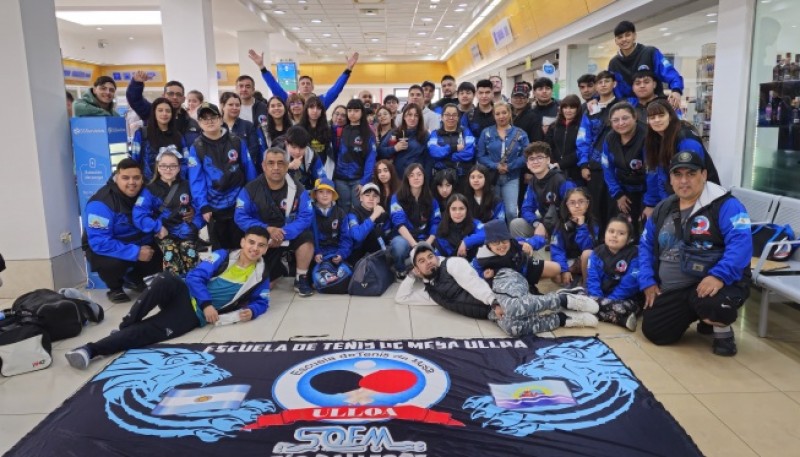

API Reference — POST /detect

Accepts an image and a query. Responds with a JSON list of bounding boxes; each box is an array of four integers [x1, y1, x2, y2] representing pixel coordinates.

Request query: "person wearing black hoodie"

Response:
[[546, 94, 583, 185]]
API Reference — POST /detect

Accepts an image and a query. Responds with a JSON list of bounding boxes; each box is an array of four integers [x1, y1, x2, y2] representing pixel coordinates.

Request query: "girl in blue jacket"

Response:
[[464, 164, 505, 223], [551, 187, 601, 286], [334, 99, 377, 210], [130, 97, 189, 181], [434, 194, 485, 260], [586, 216, 642, 331], [134, 149, 204, 276], [387, 103, 430, 177]]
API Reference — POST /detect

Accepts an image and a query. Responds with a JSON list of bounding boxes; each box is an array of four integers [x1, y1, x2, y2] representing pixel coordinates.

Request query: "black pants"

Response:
[[263, 229, 314, 280], [89, 246, 162, 290], [641, 283, 749, 345], [87, 273, 199, 357], [347, 235, 384, 264], [613, 190, 644, 239], [586, 167, 612, 229], [208, 210, 243, 251]]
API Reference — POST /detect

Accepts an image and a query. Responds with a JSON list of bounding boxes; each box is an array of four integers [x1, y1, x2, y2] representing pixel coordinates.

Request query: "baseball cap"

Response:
[[409, 242, 435, 267], [197, 102, 221, 118], [669, 150, 705, 173], [512, 82, 531, 97], [359, 182, 381, 196]]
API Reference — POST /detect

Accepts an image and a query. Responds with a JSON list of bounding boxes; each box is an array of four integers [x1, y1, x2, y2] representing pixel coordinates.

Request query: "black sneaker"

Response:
[[712, 336, 737, 356], [106, 288, 131, 303], [697, 321, 714, 335], [123, 278, 147, 293], [294, 274, 314, 297]]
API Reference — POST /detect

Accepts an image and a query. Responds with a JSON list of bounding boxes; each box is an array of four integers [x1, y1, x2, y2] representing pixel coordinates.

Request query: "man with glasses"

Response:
[[236, 75, 268, 125], [248, 49, 359, 109], [510, 142, 576, 248], [127, 71, 201, 144], [577, 70, 618, 226], [83, 159, 162, 303], [639, 150, 751, 356], [235, 147, 316, 297]]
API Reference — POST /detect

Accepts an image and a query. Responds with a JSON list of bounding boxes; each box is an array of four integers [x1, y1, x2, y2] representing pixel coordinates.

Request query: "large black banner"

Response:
[[7, 337, 703, 457]]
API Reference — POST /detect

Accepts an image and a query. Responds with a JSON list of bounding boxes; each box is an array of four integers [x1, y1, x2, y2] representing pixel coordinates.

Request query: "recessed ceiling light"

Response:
[[444, 24, 454, 28], [706, 12, 717, 16], [458, 2, 468, 6], [417, 32, 427, 36], [708, 20, 717, 23], [427, 53, 434, 56], [96, 27, 103, 30], [338, 51, 345, 54], [274, 10, 285, 14], [322, 33, 332, 37], [331, 43, 339, 47], [311, 19, 322, 23], [597, 45, 605, 49], [663, 32, 672, 36], [454, 8, 465, 12], [128, 36, 134, 40], [429, 5, 437, 8], [431, 0, 440, 3], [421, 17, 433, 22], [435, 37, 444, 40], [291, 26, 301, 30], [415, 42, 421, 46], [304, 38, 312, 42], [262, 0, 272, 3], [298, 0, 307, 3], [659, 27, 669, 31], [761, 0, 771, 3], [371, 38, 380, 42]]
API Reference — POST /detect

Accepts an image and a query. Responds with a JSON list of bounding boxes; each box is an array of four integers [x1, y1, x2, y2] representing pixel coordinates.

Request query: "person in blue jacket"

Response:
[[346, 183, 389, 263], [643, 99, 721, 218], [84, 159, 161, 304], [235, 147, 316, 296], [386, 103, 431, 177], [428, 103, 475, 190], [133, 149, 203, 276], [309, 178, 352, 267], [550, 188, 601, 287], [639, 150, 752, 356], [188, 102, 257, 251], [390, 163, 441, 280], [600, 102, 648, 233], [334, 99, 377, 210], [126, 70, 200, 145], [130, 97, 189, 181], [65, 227, 271, 370], [608, 20, 684, 109], [434, 194, 485, 261], [220, 92, 263, 168], [476, 102, 530, 221], [285, 125, 329, 189], [248, 49, 359, 109], [587, 216, 642, 331]]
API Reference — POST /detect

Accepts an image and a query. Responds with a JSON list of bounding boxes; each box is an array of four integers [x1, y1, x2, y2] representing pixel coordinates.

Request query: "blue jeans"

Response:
[[334, 179, 360, 211], [390, 236, 412, 272], [494, 175, 519, 222]]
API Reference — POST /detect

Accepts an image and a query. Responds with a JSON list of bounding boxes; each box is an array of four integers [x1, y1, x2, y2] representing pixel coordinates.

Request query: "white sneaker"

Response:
[[563, 294, 599, 314], [625, 313, 638, 332], [65, 347, 91, 370], [563, 310, 599, 328]]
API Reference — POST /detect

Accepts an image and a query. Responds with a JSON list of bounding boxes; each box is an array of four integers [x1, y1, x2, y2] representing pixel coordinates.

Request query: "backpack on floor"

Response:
[[349, 250, 393, 296], [312, 259, 353, 294], [0, 316, 52, 377], [751, 223, 797, 261], [11, 289, 104, 342]]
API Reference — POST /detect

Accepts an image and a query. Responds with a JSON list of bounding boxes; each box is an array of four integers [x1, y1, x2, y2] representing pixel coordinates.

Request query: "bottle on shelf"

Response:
[[776, 96, 783, 124], [793, 97, 800, 125], [765, 90, 774, 125], [785, 53, 794, 80], [774, 54, 782, 81], [793, 55, 800, 80]]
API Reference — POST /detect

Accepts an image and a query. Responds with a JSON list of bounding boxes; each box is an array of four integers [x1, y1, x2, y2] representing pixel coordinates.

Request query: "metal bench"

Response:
[[751, 196, 800, 337], [730, 186, 780, 224]]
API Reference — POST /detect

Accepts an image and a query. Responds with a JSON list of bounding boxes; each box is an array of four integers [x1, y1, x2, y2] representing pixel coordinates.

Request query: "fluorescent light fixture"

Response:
[[444, 24, 454, 28], [458, 3, 468, 6], [422, 17, 433, 22], [706, 12, 717, 16], [311, 19, 322, 23], [128, 36, 134, 40], [417, 32, 427, 35], [331, 43, 339, 47], [305, 38, 312, 42], [659, 27, 669, 31], [441, 0, 501, 59], [274, 10, 286, 14], [322, 33, 332, 37], [371, 38, 380, 42], [436, 37, 444, 40], [292, 26, 301, 30], [55, 10, 161, 26], [96, 27, 103, 30], [454, 8, 465, 12], [708, 20, 717, 23], [263, 0, 273, 3], [663, 32, 672, 36]]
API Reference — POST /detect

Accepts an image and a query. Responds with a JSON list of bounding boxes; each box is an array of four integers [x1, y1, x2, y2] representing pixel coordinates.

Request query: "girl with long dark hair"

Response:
[[464, 164, 505, 223], [434, 193, 485, 260], [546, 94, 583, 184], [260, 96, 291, 152], [131, 97, 187, 181], [389, 103, 430, 176], [372, 159, 401, 211], [551, 187, 601, 286], [333, 99, 377, 210], [220, 92, 262, 168], [299, 96, 335, 178]]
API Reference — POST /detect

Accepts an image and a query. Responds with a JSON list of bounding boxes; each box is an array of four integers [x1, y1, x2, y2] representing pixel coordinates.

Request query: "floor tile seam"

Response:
[[687, 391, 763, 457], [601, 334, 692, 393], [730, 349, 785, 393], [268, 293, 297, 341]]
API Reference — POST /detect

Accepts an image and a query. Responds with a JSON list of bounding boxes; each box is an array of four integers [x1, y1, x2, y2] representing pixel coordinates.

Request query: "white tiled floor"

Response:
[[1, 280, 800, 456]]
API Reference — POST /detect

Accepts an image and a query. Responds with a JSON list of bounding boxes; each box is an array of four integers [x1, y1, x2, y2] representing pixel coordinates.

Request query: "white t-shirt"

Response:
[[240, 100, 254, 123]]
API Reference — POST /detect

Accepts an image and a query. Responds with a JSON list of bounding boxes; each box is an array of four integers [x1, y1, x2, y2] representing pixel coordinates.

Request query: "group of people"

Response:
[[65, 20, 754, 371]]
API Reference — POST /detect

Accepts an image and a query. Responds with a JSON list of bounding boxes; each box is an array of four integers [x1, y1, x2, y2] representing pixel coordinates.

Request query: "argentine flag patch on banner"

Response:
[[151, 384, 250, 416]]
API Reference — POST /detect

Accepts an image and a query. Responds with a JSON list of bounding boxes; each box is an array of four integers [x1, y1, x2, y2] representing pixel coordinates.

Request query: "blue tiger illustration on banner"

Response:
[[93, 348, 275, 442], [463, 339, 639, 435]]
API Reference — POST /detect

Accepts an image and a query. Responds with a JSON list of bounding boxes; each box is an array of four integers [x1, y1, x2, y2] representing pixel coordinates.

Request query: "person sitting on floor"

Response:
[[396, 242, 599, 337], [65, 226, 271, 369], [346, 183, 389, 263]]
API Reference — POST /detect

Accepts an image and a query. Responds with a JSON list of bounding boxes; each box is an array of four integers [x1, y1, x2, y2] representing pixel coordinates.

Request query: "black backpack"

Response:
[[11, 289, 104, 342]]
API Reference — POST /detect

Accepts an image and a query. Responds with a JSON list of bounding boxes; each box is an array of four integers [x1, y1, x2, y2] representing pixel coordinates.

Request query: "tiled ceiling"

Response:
[[259, 0, 490, 60]]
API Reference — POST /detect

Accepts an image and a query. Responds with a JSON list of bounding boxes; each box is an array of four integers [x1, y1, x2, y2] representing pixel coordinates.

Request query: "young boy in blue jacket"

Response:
[[310, 178, 352, 266], [65, 227, 271, 370]]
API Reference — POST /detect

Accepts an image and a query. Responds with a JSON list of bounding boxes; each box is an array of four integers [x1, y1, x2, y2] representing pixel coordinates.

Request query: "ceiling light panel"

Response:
[[55, 10, 161, 26]]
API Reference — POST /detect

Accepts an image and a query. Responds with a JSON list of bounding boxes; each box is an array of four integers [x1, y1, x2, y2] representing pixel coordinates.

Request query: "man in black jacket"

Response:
[[237, 75, 268, 125]]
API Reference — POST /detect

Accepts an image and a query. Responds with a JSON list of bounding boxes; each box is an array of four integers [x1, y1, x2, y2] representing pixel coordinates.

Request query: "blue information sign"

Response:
[[277, 61, 298, 92]]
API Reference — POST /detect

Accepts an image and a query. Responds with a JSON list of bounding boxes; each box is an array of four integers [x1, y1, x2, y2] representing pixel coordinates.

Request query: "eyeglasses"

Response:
[[567, 200, 589, 207], [199, 116, 219, 123], [443, 113, 459, 118], [527, 156, 547, 163], [165, 91, 184, 98], [157, 164, 180, 170]]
